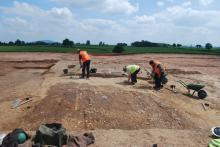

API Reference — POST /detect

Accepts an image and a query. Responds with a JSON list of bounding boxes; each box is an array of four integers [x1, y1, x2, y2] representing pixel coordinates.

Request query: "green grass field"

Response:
[[0, 45, 220, 55]]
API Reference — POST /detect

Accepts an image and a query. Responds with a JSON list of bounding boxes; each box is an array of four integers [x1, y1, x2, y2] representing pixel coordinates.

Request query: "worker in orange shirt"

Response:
[[77, 49, 91, 79]]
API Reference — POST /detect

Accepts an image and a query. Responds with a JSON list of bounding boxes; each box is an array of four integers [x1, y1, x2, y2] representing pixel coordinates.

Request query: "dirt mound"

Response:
[[16, 83, 196, 131], [167, 69, 201, 75]]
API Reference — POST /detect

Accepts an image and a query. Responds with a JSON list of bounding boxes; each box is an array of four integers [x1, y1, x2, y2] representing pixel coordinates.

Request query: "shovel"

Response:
[[70, 64, 81, 79], [11, 97, 32, 109]]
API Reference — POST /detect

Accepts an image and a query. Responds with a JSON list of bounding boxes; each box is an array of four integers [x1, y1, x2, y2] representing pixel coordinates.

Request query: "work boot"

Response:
[[153, 86, 161, 90], [131, 82, 135, 85]]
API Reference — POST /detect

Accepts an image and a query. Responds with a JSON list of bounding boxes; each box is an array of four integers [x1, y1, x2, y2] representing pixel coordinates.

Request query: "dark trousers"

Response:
[[82, 60, 91, 78], [154, 74, 162, 88], [131, 68, 140, 83]]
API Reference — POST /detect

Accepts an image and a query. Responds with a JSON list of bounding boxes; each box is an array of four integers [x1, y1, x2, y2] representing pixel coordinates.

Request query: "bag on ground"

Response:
[[1, 128, 29, 147], [32, 123, 68, 147]]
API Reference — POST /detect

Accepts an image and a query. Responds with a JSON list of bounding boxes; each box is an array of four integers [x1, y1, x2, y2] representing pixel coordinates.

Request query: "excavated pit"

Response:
[[0, 60, 58, 75], [11, 59, 58, 69]]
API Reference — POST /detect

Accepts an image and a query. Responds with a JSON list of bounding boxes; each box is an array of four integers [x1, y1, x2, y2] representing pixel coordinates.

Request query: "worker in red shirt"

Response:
[[149, 60, 168, 90]]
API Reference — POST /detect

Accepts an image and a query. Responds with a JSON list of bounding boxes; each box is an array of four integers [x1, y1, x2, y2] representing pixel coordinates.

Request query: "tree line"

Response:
[[0, 39, 214, 50]]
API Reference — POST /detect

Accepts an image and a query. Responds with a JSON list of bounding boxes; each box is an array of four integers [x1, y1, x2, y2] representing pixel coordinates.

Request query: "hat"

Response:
[[149, 60, 154, 65]]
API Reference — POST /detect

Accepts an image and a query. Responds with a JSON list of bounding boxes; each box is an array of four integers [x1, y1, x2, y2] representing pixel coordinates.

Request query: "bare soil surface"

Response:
[[0, 53, 219, 146]]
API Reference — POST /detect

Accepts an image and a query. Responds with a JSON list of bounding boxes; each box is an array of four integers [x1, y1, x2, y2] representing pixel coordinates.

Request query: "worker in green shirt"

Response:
[[123, 65, 141, 85], [209, 139, 220, 147]]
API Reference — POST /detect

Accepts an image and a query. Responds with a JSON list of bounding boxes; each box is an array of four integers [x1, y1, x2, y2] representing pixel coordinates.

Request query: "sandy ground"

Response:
[[0, 52, 220, 146]]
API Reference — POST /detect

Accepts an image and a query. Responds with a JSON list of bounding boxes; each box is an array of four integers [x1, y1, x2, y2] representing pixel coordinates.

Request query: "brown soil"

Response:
[[166, 68, 202, 75], [13, 83, 195, 131], [0, 53, 219, 146]]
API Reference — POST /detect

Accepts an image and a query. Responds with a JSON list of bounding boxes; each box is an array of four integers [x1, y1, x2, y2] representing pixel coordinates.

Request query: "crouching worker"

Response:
[[123, 65, 141, 85], [77, 49, 91, 79], [149, 60, 168, 90]]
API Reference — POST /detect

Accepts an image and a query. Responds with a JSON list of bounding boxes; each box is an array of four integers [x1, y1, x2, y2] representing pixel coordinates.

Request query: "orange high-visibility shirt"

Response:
[[79, 51, 90, 62]]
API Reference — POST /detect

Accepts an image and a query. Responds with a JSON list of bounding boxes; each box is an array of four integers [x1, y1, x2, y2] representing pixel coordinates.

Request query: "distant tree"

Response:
[[196, 45, 202, 48], [161, 44, 170, 47], [21, 41, 25, 46], [117, 43, 127, 46], [131, 40, 160, 47], [0, 41, 2, 46], [99, 41, 103, 46], [172, 43, 176, 47], [112, 45, 124, 53], [177, 44, 182, 47], [69, 40, 74, 46], [9, 41, 14, 45], [205, 43, 213, 50], [15, 39, 22, 46], [86, 40, 90, 46], [62, 38, 69, 47], [62, 38, 74, 47]]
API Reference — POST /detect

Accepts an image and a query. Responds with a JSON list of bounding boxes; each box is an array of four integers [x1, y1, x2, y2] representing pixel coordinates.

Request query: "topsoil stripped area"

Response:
[[0, 53, 220, 146], [18, 83, 194, 131]]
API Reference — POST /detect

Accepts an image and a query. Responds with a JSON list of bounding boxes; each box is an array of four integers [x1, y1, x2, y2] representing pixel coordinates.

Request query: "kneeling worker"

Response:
[[77, 49, 91, 79], [123, 65, 141, 85], [149, 60, 167, 90]]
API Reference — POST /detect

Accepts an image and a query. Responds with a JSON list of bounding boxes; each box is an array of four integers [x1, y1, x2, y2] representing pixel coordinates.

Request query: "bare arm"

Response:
[[150, 69, 155, 78], [127, 73, 131, 82]]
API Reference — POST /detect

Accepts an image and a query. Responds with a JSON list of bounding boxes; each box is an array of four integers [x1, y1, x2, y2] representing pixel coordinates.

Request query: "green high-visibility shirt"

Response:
[[126, 65, 140, 74], [209, 139, 220, 147]]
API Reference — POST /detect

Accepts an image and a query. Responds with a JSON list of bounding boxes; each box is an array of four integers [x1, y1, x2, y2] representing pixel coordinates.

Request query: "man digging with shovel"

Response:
[[77, 49, 91, 79]]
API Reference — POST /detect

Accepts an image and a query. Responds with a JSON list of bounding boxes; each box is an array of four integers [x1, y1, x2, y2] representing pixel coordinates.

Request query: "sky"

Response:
[[0, 0, 220, 46]]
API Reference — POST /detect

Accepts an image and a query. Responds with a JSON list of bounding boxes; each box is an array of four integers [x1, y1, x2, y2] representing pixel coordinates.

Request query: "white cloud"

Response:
[[0, 1, 42, 16], [167, 0, 174, 2], [199, 0, 214, 6], [132, 4, 220, 45], [157, 1, 165, 7], [81, 19, 120, 31], [104, 0, 138, 15], [0, 1, 220, 46], [47, 7, 73, 19], [0, 1, 122, 43], [135, 15, 155, 24], [51, 0, 139, 15], [182, 1, 192, 7], [3, 17, 27, 26]]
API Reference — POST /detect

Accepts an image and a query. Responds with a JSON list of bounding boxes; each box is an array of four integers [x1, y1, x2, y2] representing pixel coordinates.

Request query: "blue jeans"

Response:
[[131, 68, 140, 83]]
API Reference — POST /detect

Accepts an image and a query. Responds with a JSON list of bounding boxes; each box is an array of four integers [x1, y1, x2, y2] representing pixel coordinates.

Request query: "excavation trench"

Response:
[[11, 82, 197, 131], [11, 60, 59, 69], [166, 69, 201, 75]]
